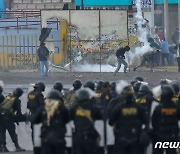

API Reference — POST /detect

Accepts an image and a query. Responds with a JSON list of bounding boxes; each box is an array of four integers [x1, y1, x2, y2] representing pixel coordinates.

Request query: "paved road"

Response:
[[0, 151, 33, 154]]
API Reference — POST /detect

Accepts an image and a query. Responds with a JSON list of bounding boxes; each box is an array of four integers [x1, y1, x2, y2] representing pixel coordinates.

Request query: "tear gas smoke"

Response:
[[76, 87, 96, 99], [72, 63, 124, 72], [116, 80, 129, 95], [0, 80, 4, 88], [128, 0, 152, 65], [152, 85, 162, 99]]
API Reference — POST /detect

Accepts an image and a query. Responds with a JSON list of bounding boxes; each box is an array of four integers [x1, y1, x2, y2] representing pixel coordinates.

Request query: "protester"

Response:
[[37, 42, 50, 77]]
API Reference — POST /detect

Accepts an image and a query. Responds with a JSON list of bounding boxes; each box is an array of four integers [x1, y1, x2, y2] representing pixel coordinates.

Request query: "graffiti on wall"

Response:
[[67, 24, 132, 63]]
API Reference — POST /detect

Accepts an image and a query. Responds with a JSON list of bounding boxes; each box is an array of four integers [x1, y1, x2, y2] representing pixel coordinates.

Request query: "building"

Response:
[[75, 0, 179, 43], [11, 0, 75, 10]]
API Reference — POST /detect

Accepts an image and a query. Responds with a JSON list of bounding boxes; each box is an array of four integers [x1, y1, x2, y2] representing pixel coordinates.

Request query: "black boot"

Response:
[[15, 143, 25, 152], [0, 144, 9, 152]]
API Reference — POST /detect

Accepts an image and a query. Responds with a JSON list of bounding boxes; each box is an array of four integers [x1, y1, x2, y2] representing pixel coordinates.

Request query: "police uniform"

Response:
[[0, 87, 4, 104], [70, 89, 101, 154], [27, 89, 44, 115], [27, 83, 45, 154], [0, 88, 24, 152], [109, 85, 146, 154], [172, 94, 180, 105], [31, 90, 69, 154], [64, 80, 82, 107], [152, 85, 180, 154], [135, 85, 154, 123]]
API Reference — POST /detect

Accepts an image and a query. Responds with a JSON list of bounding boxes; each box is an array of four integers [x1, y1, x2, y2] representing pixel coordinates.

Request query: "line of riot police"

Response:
[[0, 77, 179, 154]]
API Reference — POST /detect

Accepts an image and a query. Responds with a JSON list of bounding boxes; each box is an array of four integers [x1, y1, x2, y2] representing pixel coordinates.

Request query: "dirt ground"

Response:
[[0, 66, 179, 87]]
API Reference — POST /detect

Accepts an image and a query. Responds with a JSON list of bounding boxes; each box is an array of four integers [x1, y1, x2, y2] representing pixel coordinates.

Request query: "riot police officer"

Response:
[[0, 88, 25, 152], [64, 79, 82, 107], [84, 81, 95, 91], [171, 81, 180, 105], [70, 88, 101, 154], [27, 82, 45, 115], [27, 82, 45, 154], [31, 90, 69, 154], [152, 85, 180, 154], [109, 85, 147, 154], [53, 82, 64, 103], [0, 86, 4, 104], [53, 82, 63, 93], [136, 84, 154, 123], [95, 81, 104, 108]]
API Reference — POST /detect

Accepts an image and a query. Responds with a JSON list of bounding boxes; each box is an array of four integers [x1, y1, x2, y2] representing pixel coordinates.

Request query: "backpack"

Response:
[[27, 91, 39, 112], [0, 94, 16, 113]]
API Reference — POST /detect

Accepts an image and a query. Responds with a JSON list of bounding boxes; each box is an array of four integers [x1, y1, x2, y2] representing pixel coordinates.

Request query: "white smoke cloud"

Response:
[[128, 0, 152, 65], [0, 80, 4, 88], [72, 63, 124, 72], [152, 85, 162, 99], [116, 80, 129, 95]]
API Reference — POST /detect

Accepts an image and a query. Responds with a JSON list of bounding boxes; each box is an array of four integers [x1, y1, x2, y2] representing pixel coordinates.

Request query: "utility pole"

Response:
[[179, 0, 180, 43], [81, 0, 84, 9], [164, 0, 169, 41], [151, 0, 155, 35]]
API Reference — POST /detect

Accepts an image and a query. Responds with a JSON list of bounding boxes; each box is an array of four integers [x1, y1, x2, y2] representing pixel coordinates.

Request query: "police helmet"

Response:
[[73, 79, 82, 90], [122, 85, 134, 102], [76, 88, 90, 102], [34, 82, 45, 92], [0, 86, 3, 94], [84, 81, 95, 91], [138, 85, 150, 96], [170, 82, 179, 94], [159, 79, 172, 85], [134, 76, 144, 82], [133, 82, 141, 93], [96, 81, 104, 92], [46, 90, 62, 101], [161, 85, 174, 101], [53, 82, 63, 92], [13, 88, 23, 97], [111, 82, 116, 91], [103, 82, 111, 89]]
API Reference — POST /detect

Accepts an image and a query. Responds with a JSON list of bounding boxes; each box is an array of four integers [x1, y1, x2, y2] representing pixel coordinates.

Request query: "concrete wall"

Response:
[[12, 0, 75, 10], [41, 10, 128, 40]]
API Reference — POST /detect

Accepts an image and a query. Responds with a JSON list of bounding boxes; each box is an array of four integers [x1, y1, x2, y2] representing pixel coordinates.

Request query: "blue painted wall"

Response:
[[75, 0, 132, 6], [0, 0, 5, 18], [75, 0, 178, 6], [155, 0, 178, 4]]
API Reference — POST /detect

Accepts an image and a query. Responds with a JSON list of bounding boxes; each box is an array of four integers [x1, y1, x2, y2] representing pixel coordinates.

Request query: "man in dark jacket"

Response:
[[109, 85, 147, 154], [0, 88, 25, 152], [133, 38, 160, 72], [37, 42, 49, 77], [114, 45, 130, 75], [31, 90, 70, 154]]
